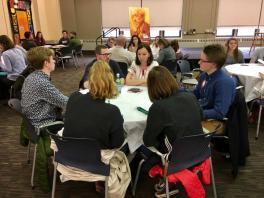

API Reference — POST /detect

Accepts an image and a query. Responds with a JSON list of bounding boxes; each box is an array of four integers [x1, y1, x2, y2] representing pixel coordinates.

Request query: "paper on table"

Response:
[[258, 59, 264, 65]]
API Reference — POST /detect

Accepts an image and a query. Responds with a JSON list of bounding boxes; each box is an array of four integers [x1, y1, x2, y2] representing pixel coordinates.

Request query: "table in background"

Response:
[[225, 63, 264, 102], [109, 86, 152, 153]]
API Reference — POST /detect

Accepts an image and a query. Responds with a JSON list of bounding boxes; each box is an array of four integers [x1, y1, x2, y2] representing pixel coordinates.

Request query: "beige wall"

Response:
[[0, 0, 12, 37], [182, 0, 218, 39], [32, 0, 62, 40], [60, 0, 102, 39]]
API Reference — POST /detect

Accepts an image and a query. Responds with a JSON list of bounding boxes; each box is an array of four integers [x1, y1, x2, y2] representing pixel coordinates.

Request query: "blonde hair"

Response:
[[88, 60, 118, 100]]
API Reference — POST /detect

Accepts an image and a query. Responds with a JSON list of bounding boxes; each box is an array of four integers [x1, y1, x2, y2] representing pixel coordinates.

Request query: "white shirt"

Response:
[[128, 61, 159, 79]]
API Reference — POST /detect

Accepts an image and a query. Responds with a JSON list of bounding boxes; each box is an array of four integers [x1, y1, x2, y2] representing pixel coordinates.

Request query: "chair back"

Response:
[[47, 130, 110, 176], [74, 44, 83, 54], [117, 62, 128, 77], [59, 46, 73, 57], [8, 98, 22, 114], [161, 59, 178, 75], [167, 134, 211, 175], [177, 60, 191, 73], [8, 98, 39, 142]]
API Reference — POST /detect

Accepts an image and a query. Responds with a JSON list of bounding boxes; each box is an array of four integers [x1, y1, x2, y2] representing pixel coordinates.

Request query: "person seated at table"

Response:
[[58, 30, 70, 45], [127, 35, 142, 53], [79, 45, 124, 88], [150, 36, 160, 60], [156, 38, 176, 65], [224, 37, 244, 65], [126, 44, 158, 86], [193, 44, 236, 134], [35, 31, 46, 46], [21, 47, 68, 127], [0, 35, 27, 100], [143, 66, 203, 153], [68, 31, 81, 49], [250, 47, 264, 63], [64, 60, 125, 148], [170, 39, 183, 60], [105, 36, 116, 48], [21, 31, 37, 51], [109, 35, 135, 66]]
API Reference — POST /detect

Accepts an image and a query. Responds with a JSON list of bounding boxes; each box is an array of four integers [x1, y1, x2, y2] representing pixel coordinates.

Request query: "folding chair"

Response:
[[161, 59, 178, 77], [133, 134, 217, 198], [177, 60, 198, 88], [56, 46, 78, 69], [46, 127, 110, 198], [8, 98, 64, 188], [211, 88, 249, 177], [117, 62, 128, 78]]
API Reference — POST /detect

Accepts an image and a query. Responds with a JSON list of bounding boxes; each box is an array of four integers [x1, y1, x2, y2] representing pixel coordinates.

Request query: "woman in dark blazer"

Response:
[[143, 66, 203, 153], [63, 60, 125, 149]]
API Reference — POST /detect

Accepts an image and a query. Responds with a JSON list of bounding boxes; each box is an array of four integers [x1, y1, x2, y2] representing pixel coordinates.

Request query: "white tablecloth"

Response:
[[109, 86, 152, 153], [225, 64, 264, 102]]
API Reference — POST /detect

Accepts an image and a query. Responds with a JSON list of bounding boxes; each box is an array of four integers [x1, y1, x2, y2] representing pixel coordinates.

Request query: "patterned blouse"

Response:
[[128, 61, 159, 79], [21, 70, 68, 127]]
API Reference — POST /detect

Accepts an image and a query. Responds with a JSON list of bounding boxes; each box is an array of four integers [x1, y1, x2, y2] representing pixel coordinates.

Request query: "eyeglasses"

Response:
[[99, 53, 111, 56], [199, 59, 213, 63]]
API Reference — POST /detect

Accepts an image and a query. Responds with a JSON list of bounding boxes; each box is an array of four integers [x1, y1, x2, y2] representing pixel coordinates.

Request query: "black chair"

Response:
[[163, 134, 216, 198], [211, 89, 250, 177], [117, 62, 128, 77], [56, 46, 78, 69], [8, 98, 64, 188], [46, 127, 110, 198], [161, 59, 178, 77], [73, 44, 83, 66], [133, 134, 217, 198]]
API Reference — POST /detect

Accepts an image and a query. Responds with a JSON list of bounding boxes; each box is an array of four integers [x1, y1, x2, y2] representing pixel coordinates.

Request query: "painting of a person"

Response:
[[129, 8, 150, 43]]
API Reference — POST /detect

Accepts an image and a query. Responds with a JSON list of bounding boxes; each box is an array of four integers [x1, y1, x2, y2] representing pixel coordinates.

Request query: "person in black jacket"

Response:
[[143, 66, 203, 153], [63, 60, 125, 149]]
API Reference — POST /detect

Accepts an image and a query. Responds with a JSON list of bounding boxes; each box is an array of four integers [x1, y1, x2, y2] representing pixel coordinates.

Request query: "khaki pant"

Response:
[[202, 120, 226, 135]]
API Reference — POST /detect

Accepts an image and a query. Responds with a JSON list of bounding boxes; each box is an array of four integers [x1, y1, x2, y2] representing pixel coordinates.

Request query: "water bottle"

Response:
[[116, 73, 122, 93]]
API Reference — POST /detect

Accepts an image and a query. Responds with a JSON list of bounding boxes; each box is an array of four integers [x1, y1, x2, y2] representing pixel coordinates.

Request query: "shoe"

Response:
[[155, 188, 179, 198]]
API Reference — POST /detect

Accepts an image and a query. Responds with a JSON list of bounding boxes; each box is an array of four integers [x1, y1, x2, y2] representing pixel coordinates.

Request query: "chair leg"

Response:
[[61, 59, 65, 70], [256, 105, 263, 139], [210, 157, 217, 198], [105, 177, 108, 198], [31, 144, 37, 188], [27, 142, 31, 164], [132, 159, 145, 197], [165, 178, 169, 198], [51, 162, 58, 198]]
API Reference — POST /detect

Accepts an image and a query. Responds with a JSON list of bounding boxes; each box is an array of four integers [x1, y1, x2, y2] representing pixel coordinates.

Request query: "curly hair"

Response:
[[88, 60, 118, 100]]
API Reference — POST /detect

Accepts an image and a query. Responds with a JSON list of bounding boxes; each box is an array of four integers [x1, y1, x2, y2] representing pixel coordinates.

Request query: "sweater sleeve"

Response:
[[157, 49, 165, 64], [0, 53, 12, 72], [143, 103, 166, 148]]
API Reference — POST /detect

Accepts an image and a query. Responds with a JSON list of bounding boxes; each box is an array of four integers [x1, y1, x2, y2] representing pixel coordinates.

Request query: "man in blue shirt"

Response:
[[193, 44, 236, 134], [79, 45, 124, 88]]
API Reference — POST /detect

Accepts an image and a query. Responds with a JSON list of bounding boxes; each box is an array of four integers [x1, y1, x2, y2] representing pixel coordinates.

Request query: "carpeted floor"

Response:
[[0, 55, 264, 198]]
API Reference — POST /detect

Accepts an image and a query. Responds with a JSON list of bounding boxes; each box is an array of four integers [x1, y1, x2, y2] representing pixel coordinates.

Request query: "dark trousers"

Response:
[[0, 77, 14, 100]]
